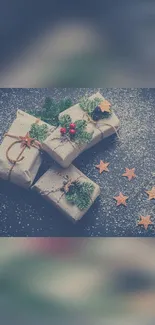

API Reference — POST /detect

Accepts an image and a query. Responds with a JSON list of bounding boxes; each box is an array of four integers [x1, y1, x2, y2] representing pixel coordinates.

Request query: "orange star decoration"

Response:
[[99, 100, 111, 113], [145, 187, 155, 200], [19, 133, 34, 148], [96, 161, 110, 174], [122, 168, 136, 181], [137, 215, 153, 230], [113, 192, 129, 206]]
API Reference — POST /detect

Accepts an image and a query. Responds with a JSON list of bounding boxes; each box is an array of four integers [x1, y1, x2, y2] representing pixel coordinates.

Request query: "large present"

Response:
[[42, 92, 120, 168], [0, 110, 52, 188], [32, 164, 100, 222]]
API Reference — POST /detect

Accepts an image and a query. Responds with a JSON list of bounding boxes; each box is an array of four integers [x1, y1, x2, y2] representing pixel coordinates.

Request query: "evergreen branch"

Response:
[[59, 115, 72, 129], [59, 114, 93, 145], [74, 120, 87, 131], [27, 97, 73, 126], [29, 124, 49, 143], [74, 130, 93, 145], [79, 97, 102, 115], [79, 96, 112, 121], [65, 181, 95, 210]]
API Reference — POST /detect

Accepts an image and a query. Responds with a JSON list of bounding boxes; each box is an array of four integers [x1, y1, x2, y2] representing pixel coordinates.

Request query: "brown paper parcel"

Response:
[[32, 164, 100, 222], [0, 110, 53, 188], [42, 92, 120, 168]]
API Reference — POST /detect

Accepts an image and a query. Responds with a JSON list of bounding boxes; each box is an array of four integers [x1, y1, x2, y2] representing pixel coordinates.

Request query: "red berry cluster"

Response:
[[69, 123, 76, 135], [60, 123, 76, 136]]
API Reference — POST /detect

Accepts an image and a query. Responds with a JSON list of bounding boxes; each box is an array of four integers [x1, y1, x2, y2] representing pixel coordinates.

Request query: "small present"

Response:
[[42, 92, 120, 168], [0, 110, 53, 188], [32, 164, 100, 222]]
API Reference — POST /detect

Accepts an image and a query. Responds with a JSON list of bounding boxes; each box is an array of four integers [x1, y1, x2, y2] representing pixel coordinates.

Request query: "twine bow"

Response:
[[51, 104, 120, 152], [40, 173, 93, 206], [41, 174, 81, 199], [80, 98, 120, 140], [83, 112, 120, 140], [49, 127, 83, 152], [4, 132, 42, 181]]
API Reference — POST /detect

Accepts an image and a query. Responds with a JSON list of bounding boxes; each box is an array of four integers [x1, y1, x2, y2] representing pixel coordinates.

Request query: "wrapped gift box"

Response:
[[42, 92, 120, 168], [32, 164, 100, 222], [0, 110, 53, 188]]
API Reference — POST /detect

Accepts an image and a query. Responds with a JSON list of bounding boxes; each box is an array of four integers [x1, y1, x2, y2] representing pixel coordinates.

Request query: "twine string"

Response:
[[49, 111, 119, 151], [83, 112, 121, 140], [40, 174, 93, 206], [6, 140, 25, 164], [51, 134, 78, 151], [4, 131, 42, 181]]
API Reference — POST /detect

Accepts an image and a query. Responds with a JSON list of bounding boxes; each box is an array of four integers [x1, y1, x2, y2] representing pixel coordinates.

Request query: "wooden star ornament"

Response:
[[145, 187, 155, 200], [96, 161, 110, 174], [19, 133, 34, 148], [99, 100, 111, 113], [114, 192, 129, 206], [122, 168, 136, 181], [137, 215, 153, 230]]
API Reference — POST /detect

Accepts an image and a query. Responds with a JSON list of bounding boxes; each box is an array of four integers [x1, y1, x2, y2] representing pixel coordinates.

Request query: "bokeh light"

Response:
[[1, 1, 155, 86], [0, 238, 155, 324]]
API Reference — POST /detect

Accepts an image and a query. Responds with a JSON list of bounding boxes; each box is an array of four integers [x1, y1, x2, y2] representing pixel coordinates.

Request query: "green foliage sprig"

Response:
[[29, 124, 49, 143], [28, 97, 73, 126], [80, 97, 102, 115], [59, 115, 72, 129], [79, 96, 112, 120], [59, 114, 93, 145], [64, 180, 95, 210]]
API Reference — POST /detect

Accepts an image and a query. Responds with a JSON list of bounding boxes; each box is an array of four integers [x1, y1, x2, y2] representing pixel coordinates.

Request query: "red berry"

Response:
[[60, 127, 67, 135], [69, 123, 76, 129], [69, 128, 76, 135]]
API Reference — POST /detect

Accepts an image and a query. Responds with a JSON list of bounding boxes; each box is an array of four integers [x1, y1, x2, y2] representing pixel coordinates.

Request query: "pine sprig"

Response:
[[79, 96, 112, 120], [74, 120, 87, 131], [74, 119, 93, 144], [80, 96, 102, 115], [65, 181, 95, 210], [59, 115, 72, 129], [29, 124, 49, 143], [59, 114, 93, 145], [74, 130, 93, 145], [28, 97, 73, 126]]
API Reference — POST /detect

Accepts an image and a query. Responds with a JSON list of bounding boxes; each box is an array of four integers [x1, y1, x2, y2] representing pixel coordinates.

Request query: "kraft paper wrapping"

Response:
[[32, 164, 100, 222], [42, 92, 120, 168], [0, 110, 53, 188]]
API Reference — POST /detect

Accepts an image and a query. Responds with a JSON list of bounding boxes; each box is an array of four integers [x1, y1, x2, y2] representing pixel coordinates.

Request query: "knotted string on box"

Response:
[[82, 111, 120, 141], [4, 119, 42, 181], [85, 113, 120, 139], [49, 133, 79, 152], [40, 173, 93, 206], [49, 101, 120, 152]]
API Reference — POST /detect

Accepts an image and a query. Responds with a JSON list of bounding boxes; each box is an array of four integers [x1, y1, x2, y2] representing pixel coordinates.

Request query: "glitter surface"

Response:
[[0, 88, 155, 237]]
